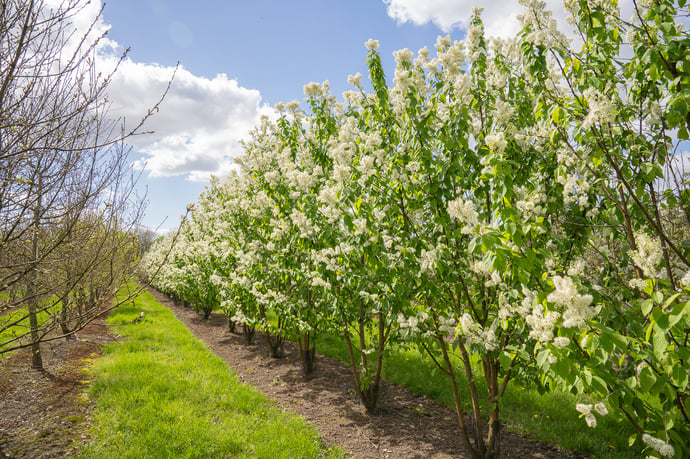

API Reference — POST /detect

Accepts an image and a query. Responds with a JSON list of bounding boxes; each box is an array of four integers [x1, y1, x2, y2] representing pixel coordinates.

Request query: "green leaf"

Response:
[[663, 292, 682, 309], [653, 327, 668, 357], [590, 375, 608, 394], [583, 367, 593, 386], [536, 349, 551, 370], [671, 363, 689, 389], [641, 299, 654, 316], [639, 366, 656, 392], [499, 351, 513, 369], [652, 307, 669, 330], [551, 359, 573, 384], [645, 321, 655, 343]]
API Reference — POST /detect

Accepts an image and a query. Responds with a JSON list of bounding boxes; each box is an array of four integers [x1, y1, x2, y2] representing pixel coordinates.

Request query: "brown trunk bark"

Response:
[[27, 299, 42, 369], [298, 331, 316, 378], [437, 336, 481, 458], [457, 341, 486, 456], [484, 357, 501, 459], [58, 295, 76, 340]]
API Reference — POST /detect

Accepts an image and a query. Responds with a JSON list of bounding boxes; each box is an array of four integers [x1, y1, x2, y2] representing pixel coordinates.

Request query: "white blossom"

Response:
[[311, 275, 331, 289], [642, 434, 675, 458], [471, 260, 491, 277], [419, 248, 438, 276], [681, 270, 690, 288], [547, 276, 595, 329], [575, 403, 597, 427], [435, 35, 451, 51], [393, 48, 413, 66], [364, 38, 379, 51], [553, 336, 570, 348], [347, 72, 362, 89], [485, 131, 507, 155], [492, 100, 513, 125], [629, 277, 648, 291], [290, 209, 314, 238], [518, 0, 569, 49], [456, 313, 498, 351], [582, 87, 615, 129], [594, 402, 608, 416], [567, 258, 586, 277], [447, 197, 479, 233], [303, 81, 323, 97], [526, 303, 560, 342], [630, 232, 663, 279]]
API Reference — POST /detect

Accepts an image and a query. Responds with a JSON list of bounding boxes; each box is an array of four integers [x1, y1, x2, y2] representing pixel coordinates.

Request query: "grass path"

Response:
[[80, 289, 343, 458]]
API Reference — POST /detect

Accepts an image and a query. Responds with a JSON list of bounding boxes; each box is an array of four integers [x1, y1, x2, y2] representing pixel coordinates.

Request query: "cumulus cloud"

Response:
[[382, 0, 580, 39], [49, 0, 272, 181], [107, 61, 272, 180], [382, 0, 649, 41]]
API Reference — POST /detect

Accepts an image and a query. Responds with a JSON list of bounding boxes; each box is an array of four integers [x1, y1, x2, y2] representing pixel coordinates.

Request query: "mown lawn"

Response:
[[80, 289, 343, 459]]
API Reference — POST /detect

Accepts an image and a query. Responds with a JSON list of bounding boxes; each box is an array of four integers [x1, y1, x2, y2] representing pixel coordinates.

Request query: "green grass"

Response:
[[80, 290, 344, 459], [318, 332, 643, 458]]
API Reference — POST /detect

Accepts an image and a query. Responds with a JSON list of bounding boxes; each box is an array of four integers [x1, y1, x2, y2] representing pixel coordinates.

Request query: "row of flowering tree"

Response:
[[142, 1, 690, 457]]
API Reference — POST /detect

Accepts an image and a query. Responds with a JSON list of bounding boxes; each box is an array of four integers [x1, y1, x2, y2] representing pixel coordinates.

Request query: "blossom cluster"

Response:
[[575, 402, 609, 428]]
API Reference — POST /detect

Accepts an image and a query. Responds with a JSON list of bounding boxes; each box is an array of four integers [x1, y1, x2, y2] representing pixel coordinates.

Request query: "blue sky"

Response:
[[84, 0, 582, 232]]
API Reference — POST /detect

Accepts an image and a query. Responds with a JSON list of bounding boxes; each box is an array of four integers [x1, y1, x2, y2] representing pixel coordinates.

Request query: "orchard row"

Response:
[[142, 2, 690, 457]]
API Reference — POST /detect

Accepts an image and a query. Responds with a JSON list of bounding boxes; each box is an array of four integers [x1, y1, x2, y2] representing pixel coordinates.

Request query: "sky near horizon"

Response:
[[81, 0, 612, 232]]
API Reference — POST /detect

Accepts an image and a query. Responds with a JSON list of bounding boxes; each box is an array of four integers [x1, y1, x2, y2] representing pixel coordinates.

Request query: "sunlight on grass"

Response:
[[80, 290, 343, 458]]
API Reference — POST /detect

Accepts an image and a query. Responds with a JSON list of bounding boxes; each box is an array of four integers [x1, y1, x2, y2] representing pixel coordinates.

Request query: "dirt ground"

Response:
[[0, 289, 586, 458], [0, 320, 115, 458]]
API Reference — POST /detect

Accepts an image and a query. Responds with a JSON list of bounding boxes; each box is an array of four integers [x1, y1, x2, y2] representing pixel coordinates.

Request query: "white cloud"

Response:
[[382, 0, 644, 40], [107, 61, 272, 180], [382, 0, 532, 37], [382, 0, 621, 39], [48, 0, 272, 182]]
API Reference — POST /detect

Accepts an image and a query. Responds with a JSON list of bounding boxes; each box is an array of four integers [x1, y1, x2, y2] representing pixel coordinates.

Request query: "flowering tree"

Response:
[[317, 68, 414, 412], [355, 12, 600, 455], [519, 0, 690, 456]]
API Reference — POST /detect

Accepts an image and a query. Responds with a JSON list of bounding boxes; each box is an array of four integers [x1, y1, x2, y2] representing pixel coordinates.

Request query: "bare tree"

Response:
[[0, 0, 171, 368]]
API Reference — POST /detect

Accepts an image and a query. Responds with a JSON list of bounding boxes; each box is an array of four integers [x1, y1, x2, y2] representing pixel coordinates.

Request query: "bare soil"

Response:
[[0, 321, 115, 458], [0, 289, 585, 458]]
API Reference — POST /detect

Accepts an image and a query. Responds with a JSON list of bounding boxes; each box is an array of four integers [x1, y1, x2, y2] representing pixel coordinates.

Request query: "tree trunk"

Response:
[[28, 176, 43, 370], [436, 335, 481, 459], [483, 356, 501, 459], [266, 332, 284, 358], [27, 298, 42, 369], [58, 292, 76, 340], [341, 307, 387, 413], [298, 331, 316, 378], [243, 323, 255, 344], [259, 304, 284, 358]]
